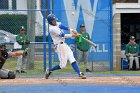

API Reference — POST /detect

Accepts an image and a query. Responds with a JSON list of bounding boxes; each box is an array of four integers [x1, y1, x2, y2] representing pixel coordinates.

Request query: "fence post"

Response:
[[43, 0, 47, 72], [48, 0, 52, 70], [109, 0, 113, 71], [27, 0, 36, 69]]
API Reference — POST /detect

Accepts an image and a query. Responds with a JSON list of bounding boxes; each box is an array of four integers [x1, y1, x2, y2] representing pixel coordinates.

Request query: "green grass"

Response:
[[4, 58, 44, 75], [3, 58, 140, 77]]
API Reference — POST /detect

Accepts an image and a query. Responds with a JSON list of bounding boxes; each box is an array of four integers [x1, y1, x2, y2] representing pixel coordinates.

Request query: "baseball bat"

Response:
[[81, 36, 97, 48]]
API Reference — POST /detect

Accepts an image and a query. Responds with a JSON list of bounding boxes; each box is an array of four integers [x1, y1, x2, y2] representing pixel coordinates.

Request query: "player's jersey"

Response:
[[49, 22, 65, 45]]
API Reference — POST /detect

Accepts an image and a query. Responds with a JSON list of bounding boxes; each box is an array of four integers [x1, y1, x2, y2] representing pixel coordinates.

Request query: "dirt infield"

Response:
[[0, 76, 140, 86]]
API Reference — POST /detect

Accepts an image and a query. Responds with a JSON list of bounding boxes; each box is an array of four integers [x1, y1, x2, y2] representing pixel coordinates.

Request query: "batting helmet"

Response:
[[47, 14, 57, 23]]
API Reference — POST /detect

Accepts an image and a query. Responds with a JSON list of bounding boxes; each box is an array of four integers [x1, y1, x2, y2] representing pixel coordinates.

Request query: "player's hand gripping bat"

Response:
[[71, 30, 97, 48]]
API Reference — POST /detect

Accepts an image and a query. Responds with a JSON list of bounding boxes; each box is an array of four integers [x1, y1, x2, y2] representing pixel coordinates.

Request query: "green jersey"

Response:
[[16, 34, 30, 50], [125, 42, 139, 55], [76, 32, 90, 52]]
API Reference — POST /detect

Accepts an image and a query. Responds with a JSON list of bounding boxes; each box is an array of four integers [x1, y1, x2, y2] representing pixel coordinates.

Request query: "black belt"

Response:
[[60, 42, 64, 44], [55, 42, 64, 46]]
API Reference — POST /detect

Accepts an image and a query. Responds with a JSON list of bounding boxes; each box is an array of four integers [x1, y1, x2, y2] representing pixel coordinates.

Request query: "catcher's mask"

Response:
[[0, 44, 6, 50]]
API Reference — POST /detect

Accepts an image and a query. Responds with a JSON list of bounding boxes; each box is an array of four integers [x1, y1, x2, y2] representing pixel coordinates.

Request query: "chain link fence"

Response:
[[0, 0, 112, 78], [0, 0, 46, 78]]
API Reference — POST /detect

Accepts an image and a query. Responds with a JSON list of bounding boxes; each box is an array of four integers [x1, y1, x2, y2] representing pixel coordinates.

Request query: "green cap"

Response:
[[130, 36, 135, 40], [20, 26, 25, 31], [80, 24, 85, 28]]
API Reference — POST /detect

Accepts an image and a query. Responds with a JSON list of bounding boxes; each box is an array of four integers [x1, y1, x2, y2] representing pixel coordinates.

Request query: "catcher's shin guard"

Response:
[[0, 68, 16, 79]]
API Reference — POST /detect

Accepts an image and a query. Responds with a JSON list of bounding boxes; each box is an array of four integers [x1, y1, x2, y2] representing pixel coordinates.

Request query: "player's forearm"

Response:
[[64, 34, 73, 38], [68, 28, 78, 34], [72, 34, 81, 37], [64, 34, 81, 38], [8, 52, 23, 57], [133, 53, 138, 56], [126, 53, 138, 57]]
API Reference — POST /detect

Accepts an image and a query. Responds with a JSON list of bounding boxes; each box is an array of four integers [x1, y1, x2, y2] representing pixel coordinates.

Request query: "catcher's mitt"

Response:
[[23, 48, 29, 57]]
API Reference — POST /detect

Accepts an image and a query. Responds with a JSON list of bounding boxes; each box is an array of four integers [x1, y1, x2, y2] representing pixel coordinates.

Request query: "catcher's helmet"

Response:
[[0, 44, 6, 48], [47, 14, 57, 23]]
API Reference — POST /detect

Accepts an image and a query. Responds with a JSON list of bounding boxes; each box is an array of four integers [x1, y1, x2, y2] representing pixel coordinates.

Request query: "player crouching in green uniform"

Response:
[[125, 36, 139, 70]]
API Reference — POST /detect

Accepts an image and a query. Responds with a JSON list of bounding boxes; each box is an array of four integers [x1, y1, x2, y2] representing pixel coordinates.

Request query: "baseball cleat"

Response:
[[21, 70, 27, 73], [86, 69, 92, 72], [16, 70, 21, 73], [79, 72, 86, 79], [45, 70, 52, 79]]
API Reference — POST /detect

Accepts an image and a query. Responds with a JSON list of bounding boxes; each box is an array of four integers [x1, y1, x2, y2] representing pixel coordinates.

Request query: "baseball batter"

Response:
[[45, 14, 86, 79]]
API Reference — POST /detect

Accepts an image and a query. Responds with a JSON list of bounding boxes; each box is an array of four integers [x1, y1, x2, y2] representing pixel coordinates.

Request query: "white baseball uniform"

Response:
[[49, 22, 76, 68]]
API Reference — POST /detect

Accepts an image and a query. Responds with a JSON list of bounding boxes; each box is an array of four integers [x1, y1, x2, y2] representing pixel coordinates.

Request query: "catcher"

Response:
[[0, 44, 28, 79]]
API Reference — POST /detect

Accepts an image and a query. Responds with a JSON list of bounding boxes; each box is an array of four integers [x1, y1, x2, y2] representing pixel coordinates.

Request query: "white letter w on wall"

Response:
[[63, 0, 98, 37]]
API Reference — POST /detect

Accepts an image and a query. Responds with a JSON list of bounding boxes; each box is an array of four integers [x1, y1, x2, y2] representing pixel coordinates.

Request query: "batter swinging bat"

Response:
[[81, 36, 97, 48]]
